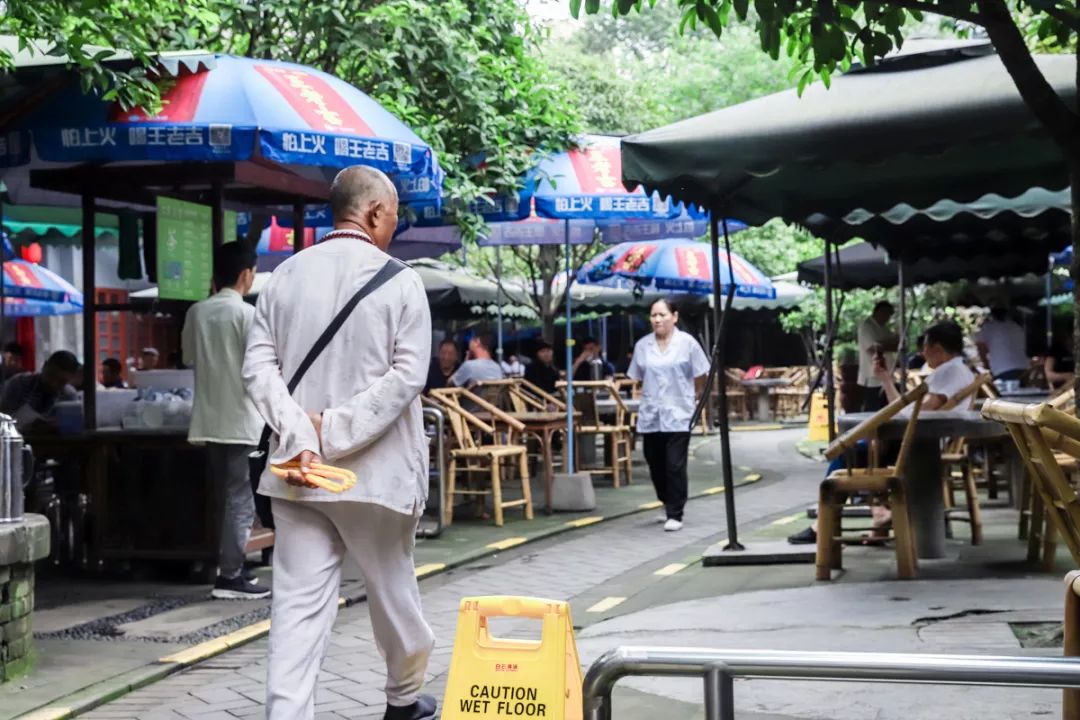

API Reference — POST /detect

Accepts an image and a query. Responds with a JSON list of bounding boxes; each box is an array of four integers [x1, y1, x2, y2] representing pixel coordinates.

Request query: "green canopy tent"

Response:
[[621, 41, 1073, 227], [620, 39, 1077, 558]]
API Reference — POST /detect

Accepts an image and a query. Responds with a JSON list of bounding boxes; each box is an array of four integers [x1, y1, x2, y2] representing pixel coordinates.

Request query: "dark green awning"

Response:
[[621, 42, 1075, 232]]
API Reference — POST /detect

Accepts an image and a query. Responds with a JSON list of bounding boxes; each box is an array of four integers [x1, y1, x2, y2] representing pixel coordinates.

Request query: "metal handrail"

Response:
[[583, 647, 1080, 720], [418, 406, 445, 538]]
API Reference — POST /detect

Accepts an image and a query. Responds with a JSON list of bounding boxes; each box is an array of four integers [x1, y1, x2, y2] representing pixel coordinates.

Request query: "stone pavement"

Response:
[[47, 429, 815, 720]]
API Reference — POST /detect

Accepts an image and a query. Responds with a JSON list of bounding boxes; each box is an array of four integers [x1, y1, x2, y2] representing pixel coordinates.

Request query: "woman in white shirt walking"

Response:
[[628, 298, 711, 532]]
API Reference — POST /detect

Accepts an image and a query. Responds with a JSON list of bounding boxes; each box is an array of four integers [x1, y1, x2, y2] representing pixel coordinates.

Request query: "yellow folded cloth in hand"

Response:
[[270, 461, 357, 493]]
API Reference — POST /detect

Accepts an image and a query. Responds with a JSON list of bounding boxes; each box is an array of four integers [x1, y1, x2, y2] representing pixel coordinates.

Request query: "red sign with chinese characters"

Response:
[[567, 144, 624, 194], [675, 247, 709, 281], [4, 262, 43, 290], [254, 65, 374, 136], [613, 244, 657, 273], [111, 72, 209, 123]]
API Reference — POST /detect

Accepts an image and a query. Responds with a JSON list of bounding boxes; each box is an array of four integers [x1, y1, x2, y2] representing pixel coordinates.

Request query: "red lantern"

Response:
[[20, 243, 42, 264]]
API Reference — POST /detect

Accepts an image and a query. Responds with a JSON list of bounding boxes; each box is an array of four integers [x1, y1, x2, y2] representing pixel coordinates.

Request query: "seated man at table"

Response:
[[425, 339, 460, 393], [450, 333, 504, 389], [0, 351, 81, 431], [787, 321, 976, 545], [572, 337, 615, 382]]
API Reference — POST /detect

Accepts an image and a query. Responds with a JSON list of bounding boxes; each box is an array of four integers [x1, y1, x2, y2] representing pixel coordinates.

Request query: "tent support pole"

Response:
[[824, 239, 836, 442], [82, 192, 97, 431], [898, 261, 907, 390], [718, 217, 741, 550], [1047, 253, 1054, 353], [564, 221, 575, 474]]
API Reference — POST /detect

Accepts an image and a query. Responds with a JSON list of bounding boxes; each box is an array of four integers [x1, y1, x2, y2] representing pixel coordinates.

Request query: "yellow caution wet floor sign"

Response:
[[442, 596, 583, 720], [808, 391, 833, 442]]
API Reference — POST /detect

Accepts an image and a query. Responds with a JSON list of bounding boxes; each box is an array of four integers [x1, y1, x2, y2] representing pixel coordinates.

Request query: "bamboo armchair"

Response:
[[982, 399, 1080, 570], [940, 373, 993, 545], [557, 380, 634, 487], [773, 366, 811, 420], [428, 387, 533, 527], [816, 382, 929, 581]]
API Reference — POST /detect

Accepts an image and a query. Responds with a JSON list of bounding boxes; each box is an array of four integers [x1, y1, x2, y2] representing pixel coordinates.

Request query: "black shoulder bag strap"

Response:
[[249, 257, 406, 527]]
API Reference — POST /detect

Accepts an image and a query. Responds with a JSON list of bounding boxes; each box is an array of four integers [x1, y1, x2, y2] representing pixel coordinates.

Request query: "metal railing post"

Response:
[[1065, 570, 1080, 718], [583, 645, 1080, 720], [703, 663, 735, 720]]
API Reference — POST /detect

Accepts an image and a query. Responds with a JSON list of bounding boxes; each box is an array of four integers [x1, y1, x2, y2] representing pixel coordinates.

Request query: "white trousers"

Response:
[[266, 498, 435, 719]]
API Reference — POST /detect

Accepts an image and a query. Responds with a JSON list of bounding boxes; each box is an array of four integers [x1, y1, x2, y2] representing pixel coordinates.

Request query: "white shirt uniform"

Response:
[[974, 318, 1028, 376], [243, 238, 432, 516], [627, 328, 711, 433], [857, 317, 896, 387], [926, 355, 977, 408], [182, 288, 263, 445]]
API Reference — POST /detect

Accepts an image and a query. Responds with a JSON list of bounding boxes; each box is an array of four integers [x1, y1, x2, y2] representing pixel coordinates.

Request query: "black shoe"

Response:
[[787, 526, 817, 545], [211, 575, 271, 600], [385, 694, 437, 720]]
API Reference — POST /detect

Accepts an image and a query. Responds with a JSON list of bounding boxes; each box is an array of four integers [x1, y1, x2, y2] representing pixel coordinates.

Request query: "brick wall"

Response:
[[0, 515, 50, 683], [0, 563, 34, 681]]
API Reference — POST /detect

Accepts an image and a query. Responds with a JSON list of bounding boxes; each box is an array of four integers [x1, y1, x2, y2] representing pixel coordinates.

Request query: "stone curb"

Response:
[[17, 438, 765, 719]]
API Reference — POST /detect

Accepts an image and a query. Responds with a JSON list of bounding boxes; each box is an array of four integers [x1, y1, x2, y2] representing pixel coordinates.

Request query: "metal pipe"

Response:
[[564, 220, 575, 474], [419, 406, 445, 538], [292, 202, 305, 256], [496, 246, 504, 364], [583, 646, 1080, 720], [1048, 253, 1055, 353]]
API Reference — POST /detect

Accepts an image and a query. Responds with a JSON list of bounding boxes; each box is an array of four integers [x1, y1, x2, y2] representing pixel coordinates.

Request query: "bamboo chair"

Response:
[[558, 380, 633, 487], [723, 369, 749, 421], [1012, 388, 1080, 541], [773, 366, 810, 420], [982, 399, 1080, 571], [940, 373, 992, 545], [816, 383, 929, 581], [429, 388, 533, 527]]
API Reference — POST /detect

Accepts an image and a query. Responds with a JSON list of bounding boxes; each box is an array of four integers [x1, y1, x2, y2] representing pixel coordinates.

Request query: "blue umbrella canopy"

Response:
[[577, 239, 775, 299], [3, 54, 443, 203]]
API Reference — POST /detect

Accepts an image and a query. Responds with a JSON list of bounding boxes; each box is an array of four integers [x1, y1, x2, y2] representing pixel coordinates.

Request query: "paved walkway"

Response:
[[50, 430, 815, 720]]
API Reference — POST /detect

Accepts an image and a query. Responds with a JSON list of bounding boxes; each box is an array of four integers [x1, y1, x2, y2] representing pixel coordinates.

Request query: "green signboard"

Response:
[[157, 197, 212, 301]]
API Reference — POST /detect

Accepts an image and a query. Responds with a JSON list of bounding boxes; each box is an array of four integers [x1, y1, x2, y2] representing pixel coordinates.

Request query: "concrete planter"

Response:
[[0, 514, 50, 682]]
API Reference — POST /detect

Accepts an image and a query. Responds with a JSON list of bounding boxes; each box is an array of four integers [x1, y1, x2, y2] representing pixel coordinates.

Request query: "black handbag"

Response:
[[249, 258, 406, 529]]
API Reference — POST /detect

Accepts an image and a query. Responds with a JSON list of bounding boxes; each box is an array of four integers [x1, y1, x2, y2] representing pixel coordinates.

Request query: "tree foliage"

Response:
[[205, 0, 580, 232], [1, 0, 220, 110], [548, 2, 796, 133]]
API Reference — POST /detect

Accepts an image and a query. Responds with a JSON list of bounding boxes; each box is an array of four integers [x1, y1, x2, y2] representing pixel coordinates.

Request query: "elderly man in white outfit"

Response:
[[243, 166, 436, 720]]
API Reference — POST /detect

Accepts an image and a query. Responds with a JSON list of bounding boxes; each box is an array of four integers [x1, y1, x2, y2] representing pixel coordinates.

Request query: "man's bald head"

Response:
[[328, 166, 400, 251]]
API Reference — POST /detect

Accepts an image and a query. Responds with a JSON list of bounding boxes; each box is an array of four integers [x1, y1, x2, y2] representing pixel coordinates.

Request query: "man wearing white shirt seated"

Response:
[[787, 320, 975, 545], [874, 320, 975, 411]]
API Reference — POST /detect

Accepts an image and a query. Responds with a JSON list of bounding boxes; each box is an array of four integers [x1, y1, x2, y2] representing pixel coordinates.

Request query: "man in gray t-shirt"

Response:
[[450, 334, 504, 389]]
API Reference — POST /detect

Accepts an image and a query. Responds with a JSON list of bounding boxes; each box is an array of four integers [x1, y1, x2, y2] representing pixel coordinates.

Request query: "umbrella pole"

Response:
[[717, 217, 742, 551], [823, 239, 836, 442], [496, 246, 504, 364], [564, 221, 575, 474], [81, 193, 97, 431]]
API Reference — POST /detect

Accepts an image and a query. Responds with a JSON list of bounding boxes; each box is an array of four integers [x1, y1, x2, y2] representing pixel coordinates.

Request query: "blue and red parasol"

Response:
[[3, 55, 442, 203], [578, 239, 775, 299]]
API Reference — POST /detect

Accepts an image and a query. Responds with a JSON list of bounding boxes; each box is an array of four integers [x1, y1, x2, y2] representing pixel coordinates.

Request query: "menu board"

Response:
[[157, 197, 212, 301]]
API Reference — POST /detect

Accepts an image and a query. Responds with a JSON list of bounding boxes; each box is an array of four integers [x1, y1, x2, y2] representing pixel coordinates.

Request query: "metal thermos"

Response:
[[0, 413, 27, 522], [589, 357, 603, 381]]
